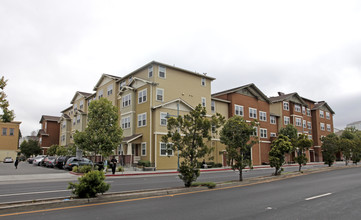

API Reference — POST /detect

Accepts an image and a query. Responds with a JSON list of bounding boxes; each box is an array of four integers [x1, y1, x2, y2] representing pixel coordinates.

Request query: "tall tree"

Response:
[[0, 76, 15, 122], [321, 133, 339, 167], [162, 104, 224, 187], [220, 116, 257, 181], [73, 98, 123, 160], [56, 145, 69, 156], [269, 134, 293, 175], [279, 124, 298, 146], [352, 139, 361, 165], [20, 140, 41, 158], [338, 138, 354, 166], [48, 144, 60, 156], [294, 134, 313, 172]]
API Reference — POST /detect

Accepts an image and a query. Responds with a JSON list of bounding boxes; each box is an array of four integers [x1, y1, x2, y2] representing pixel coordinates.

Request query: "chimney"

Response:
[[278, 92, 285, 96]]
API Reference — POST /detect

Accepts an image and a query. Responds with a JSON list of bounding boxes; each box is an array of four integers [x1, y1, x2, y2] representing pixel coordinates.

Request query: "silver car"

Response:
[[33, 156, 45, 166], [3, 157, 13, 163]]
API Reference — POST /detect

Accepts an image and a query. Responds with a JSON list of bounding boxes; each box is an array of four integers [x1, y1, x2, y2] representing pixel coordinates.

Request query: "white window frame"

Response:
[[121, 116, 131, 129], [201, 78, 206, 86], [98, 90, 103, 99], [201, 97, 206, 107], [74, 104, 77, 111], [294, 104, 301, 112], [148, 65, 153, 78], [270, 116, 276, 125], [211, 101, 215, 113], [120, 81, 126, 88], [302, 106, 306, 114], [80, 101, 84, 109], [235, 105, 244, 116], [308, 135, 313, 140], [327, 124, 331, 132], [320, 110, 324, 118], [270, 132, 277, 137], [320, 123, 325, 131], [252, 126, 258, 137], [259, 111, 267, 122], [295, 118, 302, 127], [326, 112, 330, 120], [77, 115, 81, 124], [138, 89, 147, 104], [138, 113, 147, 127], [260, 128, 267, 138], [156, 88, 164, 102], [141, 142, 147, 156], [303, 120, 306, 128], [158, 66, 166, 78], [9, 128, 14, 136], [307, 121, 312, 129], [249, 108, 257, 119], [307, 108, 311, 117], [160, 142, 173, 156], [107, 85, 113, 96], [122, 94, 131, 107], [62, 121, 66, 129], [283, 102, 289, 111], [284, 116, 290, 125], [160, 112, 168, 126], [73, 117, 76, 125]]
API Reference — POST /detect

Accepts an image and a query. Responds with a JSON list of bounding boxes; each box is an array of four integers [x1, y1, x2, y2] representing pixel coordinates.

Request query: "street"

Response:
[[1, 166, 361, 219]]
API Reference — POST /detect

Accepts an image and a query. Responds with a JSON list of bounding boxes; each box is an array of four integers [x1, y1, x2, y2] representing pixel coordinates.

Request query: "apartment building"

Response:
[[38, 115, 60, 154], [0, 121, 21, 161], [212, 83, 278, 165]]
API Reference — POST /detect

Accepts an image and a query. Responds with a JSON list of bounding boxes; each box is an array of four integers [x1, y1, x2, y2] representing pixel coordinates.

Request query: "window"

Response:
[[303, 120, 306, 128], [320, 110, 324, 118], [160, 142, 173, 156], [77, 115, 81, 124], [307, 108, 311, 117], [201, 78, 206, 86], [61, 135, 65, 142], [148, 65, 153, 78], [73, 117, 76, 125], [141, 142, 147, 156], [98, 90, 103, 99], [295, 104, 301, 112], [283, 102, 289, 111], [211, 101, 215, 113], [138, 89, 147, 104], [201, 97, 206, 107], [326, 112, 330, 120], [121, 117, 131, 129], [320, 123, 325, 131], [9, 128, 14, 136], [156, 88, 164, 102], [120, 81, 126, 88], [80, 101, 84, 109], [159, 66, 166, 78], [107, 85, 113, 96], [249, 108, 257, 119], [252, 126, 258, 137], [212, 125, 216, 133], [260, 128, 267, 138], [122, 94, 131, 107], [259, 111, 267, 121], [62, 121, 66, 129], [308, 135, 313, 140], [74, 104, 77, 111], [235, 105, 244, 116], [138, 113, 147, 127], [270, 116, 276, 124], [270, 132, 277, 137], [302, 106, 306, 114], [307, 121, 312, 129], [284, 116, 290, 125], [295, 118, 302, 127], [160, 112, 167, 126], [327, 124, 331, 132]]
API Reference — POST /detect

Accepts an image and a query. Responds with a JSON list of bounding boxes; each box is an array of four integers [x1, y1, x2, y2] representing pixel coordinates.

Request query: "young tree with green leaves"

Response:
[[0, 76, 15, 122], [321, 133, 339, 167], [162, 104, 224, 187], [338, 138, 354, 166], [269, 134, 293, 175], [220, 116, 257, 181], [279, 124, 298, 146], [20, 140, 41, 158], [55, 145, 68, 156], [352, 139, 361, 165], [294, 134, 313, 172], [73, 98, 123, 160], [48, 144, 60, 156]]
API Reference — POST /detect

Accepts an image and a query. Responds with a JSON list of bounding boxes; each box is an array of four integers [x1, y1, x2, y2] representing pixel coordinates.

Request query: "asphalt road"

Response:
[[0, 162, 331, 204], [2, 166, 361, 219]]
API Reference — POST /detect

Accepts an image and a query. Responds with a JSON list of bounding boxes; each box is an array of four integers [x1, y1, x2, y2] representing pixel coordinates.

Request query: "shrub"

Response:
[[78, 165, 92, 173], [68, 170, 110, 198], [214, 163, 223, 168], [72, 166, 78, 173], [117, 166, 124, 172], [138, 160, 151, 167], [191, 182, 216, 189]]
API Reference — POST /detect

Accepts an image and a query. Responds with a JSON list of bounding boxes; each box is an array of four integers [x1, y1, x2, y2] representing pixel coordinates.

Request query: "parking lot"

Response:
[[0, 161, 68, 175]]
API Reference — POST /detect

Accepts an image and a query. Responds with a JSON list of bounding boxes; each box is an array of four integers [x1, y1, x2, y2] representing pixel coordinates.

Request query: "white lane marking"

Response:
[[305, 193, 332, 201], [0, 189, 70, 197]]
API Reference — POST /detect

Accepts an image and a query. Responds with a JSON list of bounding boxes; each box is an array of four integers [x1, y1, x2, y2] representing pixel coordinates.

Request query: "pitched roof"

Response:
[[312, 101, 335, 114], [93, 74, 121, 91], [61, 106, 73, 113], [152, 98, 194, 111], [37, 129, 49, 136], [122, 134, 143, 144], [71, 91, 93, 104], [39, 115, 61, 123], [212, 83, 270, 103], [269, 92, 307, 106]]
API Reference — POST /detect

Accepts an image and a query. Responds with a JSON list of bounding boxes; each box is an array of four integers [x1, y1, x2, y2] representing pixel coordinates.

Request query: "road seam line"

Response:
[[305, 193, 332, 201]]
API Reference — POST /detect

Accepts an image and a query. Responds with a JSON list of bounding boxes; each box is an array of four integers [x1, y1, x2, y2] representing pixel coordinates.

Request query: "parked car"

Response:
[[27, 157, 35, 164], [55, 156, 75, 169], [64, 157, 93, 171], [3, 157, 13, 163], [33, 156, 45, 166], [45, 156, 57, 168]]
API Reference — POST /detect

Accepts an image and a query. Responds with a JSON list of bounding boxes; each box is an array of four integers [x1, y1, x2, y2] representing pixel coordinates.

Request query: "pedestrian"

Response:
[[14, 157, 19, 169], [111, 156, 117, 175]]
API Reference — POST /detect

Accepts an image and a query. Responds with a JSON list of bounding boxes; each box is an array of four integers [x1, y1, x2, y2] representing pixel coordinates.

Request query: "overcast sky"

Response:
[[1, 0, 361, 136]]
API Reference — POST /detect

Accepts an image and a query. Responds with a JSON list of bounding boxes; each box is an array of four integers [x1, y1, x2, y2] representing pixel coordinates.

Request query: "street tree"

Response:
[[0, 76, 15, 122], [56, 145, 69, 156], [162, 104, 224, 187], [338, 138, 354, 166], [74, 98, 123, 160], [48, 144, 60, 156], [269, 134, 293, 175], [352, 139, 361, 165], [279, 124, 298, 146], [20, 140, 41, 158], [321, 133, 339, 167], [294, 134, 313, 172], [220, 116, 257, 181]]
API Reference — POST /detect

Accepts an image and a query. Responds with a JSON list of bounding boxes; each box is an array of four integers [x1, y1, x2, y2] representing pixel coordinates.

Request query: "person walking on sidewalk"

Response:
[[14, 157, 19, 169], [111, 156, 117, 175]]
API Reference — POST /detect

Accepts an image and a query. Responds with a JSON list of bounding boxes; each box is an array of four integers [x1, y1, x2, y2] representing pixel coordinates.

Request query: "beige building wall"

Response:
[[0, 121, 21, 161]]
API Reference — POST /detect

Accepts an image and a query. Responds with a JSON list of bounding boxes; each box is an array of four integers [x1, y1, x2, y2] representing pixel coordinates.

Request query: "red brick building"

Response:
[[38, 115, 61, 155]]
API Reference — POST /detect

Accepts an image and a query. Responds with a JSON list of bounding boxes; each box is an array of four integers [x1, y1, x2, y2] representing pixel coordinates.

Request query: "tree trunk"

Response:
[[239, 169, 243, 181], [299, 164, 301, 172]]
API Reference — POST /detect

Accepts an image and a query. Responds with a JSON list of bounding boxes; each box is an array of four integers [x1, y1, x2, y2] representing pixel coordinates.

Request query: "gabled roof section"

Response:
[[269, 92, 308, 106], [58, 114, 71, 123], [312, 101, 335, 114], [120, 61, 215, 81], [71, 91, 93, 104], [61, 106, 72, 113], [39, 115, 61, 123], [212, 83, 271, 103], [93, 73, 121, 91], [122, 134, 143, 144], [37, 129, 49, 137], [211, 97, 231, 103], [152, 98, 194, 111]]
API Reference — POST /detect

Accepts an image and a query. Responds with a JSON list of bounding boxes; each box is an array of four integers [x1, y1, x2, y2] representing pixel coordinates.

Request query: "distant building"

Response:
[[0, 121, 21, 162], [346, 121, 361, 130], [38, 115, 61, 155]]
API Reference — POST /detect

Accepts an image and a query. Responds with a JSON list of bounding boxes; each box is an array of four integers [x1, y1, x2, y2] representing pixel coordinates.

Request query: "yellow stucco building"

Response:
[[0, 121, 21, 162]]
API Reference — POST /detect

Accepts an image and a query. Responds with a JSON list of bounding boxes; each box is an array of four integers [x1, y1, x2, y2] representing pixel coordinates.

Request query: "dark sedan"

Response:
[[64, 157, 93, 171]]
